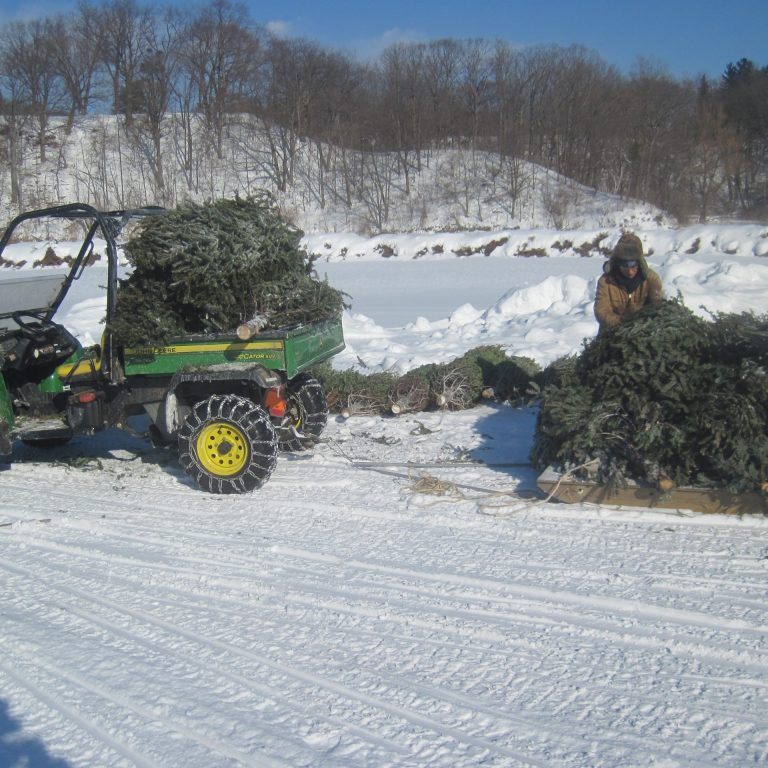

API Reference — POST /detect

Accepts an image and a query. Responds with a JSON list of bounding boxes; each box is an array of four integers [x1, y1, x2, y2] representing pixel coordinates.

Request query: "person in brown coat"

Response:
[[594, 232, 663, 331]]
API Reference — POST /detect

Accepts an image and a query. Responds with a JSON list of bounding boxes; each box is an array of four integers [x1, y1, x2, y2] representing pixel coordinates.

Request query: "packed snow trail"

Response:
[[1, 405, 766, 767]]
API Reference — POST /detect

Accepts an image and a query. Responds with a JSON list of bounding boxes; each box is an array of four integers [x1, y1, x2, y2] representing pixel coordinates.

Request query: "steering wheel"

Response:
[[11, 311, 55, 339]]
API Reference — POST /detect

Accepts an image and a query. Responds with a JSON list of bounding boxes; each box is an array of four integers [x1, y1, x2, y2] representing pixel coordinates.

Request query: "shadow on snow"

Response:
[[0, 699, 71, 768]]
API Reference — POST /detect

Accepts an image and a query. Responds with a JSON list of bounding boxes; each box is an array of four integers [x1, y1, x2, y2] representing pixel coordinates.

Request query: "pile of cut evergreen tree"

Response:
[[315, 346, 541, 414], [111, 195, 347, 346], [531, 299, 768, 493]]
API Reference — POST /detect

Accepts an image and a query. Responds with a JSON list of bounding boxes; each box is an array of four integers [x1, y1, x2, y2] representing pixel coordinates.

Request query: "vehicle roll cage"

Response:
[[0, 202, 165, 385]]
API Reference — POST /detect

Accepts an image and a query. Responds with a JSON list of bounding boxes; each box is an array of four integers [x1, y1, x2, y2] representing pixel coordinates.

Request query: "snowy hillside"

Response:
[[2, 115, 673, 236]]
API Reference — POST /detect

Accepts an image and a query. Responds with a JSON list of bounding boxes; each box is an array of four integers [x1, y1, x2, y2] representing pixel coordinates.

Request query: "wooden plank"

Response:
[[537, 466, 767, 515]]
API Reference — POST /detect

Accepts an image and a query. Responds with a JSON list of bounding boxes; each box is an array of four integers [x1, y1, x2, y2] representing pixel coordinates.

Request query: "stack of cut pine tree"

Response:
[[531, 300, 768, 494], [315, 346, 541, 415], [111, 195, 347, 346]]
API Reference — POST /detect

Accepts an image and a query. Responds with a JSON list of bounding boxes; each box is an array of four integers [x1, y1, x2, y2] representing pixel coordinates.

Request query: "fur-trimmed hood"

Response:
[[603, 232, 651, 279]]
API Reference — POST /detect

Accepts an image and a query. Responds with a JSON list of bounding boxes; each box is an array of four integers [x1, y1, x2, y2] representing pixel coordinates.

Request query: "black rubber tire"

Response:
[[279, 374, 328, 452], [178, 394, 278, 494]]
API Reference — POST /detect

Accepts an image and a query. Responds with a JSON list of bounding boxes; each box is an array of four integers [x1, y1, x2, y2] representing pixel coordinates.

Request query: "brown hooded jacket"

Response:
[[594, 233, 663, 330]]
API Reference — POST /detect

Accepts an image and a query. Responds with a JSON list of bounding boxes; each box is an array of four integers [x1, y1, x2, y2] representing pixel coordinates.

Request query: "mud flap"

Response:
[[19, 421, 74, 444]]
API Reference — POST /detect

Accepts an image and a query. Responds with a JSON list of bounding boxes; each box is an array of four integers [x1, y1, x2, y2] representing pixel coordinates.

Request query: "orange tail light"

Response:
[[264, 387, 287, 417]]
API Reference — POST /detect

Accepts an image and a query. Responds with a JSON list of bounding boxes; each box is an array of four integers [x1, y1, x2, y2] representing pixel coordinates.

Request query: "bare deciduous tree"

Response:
[[457, 39, 493, 154], [0, 91, 27, 205], [47, 3, 105, 133], [0, 0, 765, 221], [0, 19, 65, 163], [95, 0, 154, 125], [423, 39, 460, 151], [378, 42, 428, 194], [129, 8, 183, 202], [182, 0, 261, 159], [620, 61, 693, 207]]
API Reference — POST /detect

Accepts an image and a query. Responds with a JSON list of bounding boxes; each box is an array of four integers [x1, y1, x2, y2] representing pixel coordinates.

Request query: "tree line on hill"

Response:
[[0, 0, 766, 227]]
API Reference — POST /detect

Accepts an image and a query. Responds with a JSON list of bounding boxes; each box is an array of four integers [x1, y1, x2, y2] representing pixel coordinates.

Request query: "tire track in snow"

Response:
[[3, 467, 767, 764], [1, 559, 553, 766], [3, 544, 764, 764], [4, 475, 764, 611], [273, 546, 768, 637], [1, 570, 746, 768], [7, 525, 768, 681], [12, 544, 746, 767], [0, 656, 163, 768], [59, 602, 414, 760], [1, 646, 289, 768], [1, 570, 411, 764], [5, 516, 768, 680]]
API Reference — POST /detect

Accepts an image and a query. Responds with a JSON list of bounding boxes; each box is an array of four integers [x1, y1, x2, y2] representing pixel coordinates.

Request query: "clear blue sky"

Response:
[[2, 0, 766, 80]]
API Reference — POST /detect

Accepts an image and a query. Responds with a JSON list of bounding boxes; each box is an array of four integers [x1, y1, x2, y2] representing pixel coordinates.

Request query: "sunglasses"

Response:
[[620, 260, 638, 268]]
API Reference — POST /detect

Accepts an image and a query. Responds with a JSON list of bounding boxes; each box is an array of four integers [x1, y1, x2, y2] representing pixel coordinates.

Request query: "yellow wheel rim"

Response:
[[196, 421, 249, 476]]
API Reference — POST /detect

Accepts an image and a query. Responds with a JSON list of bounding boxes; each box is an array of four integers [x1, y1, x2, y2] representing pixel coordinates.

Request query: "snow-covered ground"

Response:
[[1, 224, 767, 767]]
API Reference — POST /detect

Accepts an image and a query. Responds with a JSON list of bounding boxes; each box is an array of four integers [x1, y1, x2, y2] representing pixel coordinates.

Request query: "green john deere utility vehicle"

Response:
[[0, 203, 344, 493]]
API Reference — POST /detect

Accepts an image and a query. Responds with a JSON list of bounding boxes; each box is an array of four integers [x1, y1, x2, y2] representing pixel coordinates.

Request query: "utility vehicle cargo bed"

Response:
[[122, 316, 345, 380]]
